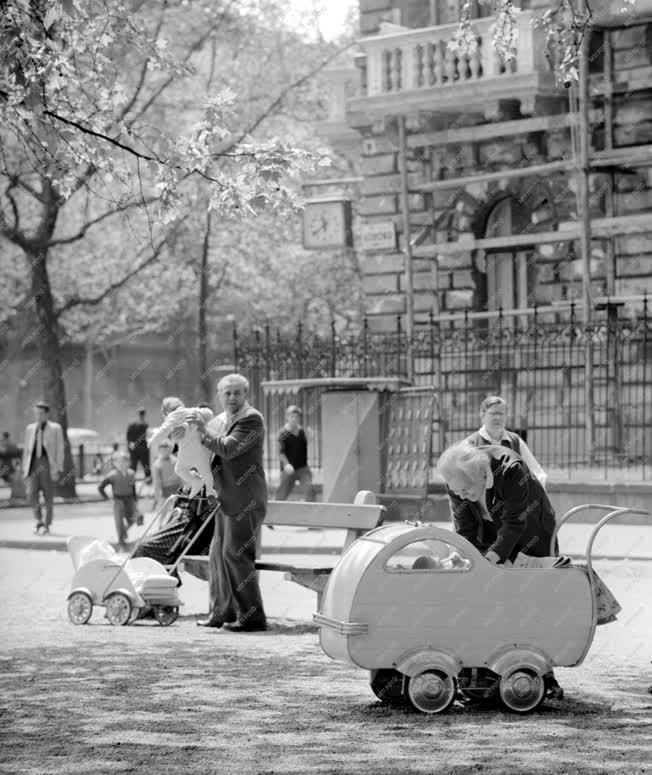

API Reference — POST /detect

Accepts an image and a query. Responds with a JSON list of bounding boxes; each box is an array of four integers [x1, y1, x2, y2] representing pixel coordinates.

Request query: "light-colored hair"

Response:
[[480, 395, 507, 414], [217, 373, 249, 393], [162, 396, 184, 416], [437, 441, 488, 483]]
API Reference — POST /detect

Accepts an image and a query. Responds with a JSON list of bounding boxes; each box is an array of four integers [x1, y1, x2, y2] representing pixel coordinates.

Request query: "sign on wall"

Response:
[[360, 221, 397, 252]]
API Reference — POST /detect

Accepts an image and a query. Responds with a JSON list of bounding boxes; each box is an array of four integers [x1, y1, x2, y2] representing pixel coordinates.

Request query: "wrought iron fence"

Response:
[[234, 300, 652, 482]]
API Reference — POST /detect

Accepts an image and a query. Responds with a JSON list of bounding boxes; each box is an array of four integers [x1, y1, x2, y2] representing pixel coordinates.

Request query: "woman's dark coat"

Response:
[[448, 445, 557, 564]]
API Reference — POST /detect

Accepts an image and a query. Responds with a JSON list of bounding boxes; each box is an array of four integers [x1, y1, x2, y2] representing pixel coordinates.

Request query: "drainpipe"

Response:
[[398, 115, 415, 382]]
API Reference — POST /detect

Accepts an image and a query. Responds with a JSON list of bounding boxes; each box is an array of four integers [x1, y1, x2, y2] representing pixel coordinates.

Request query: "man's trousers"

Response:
[[130, 446, 151, 479], [27, 458, 54, 527], [208, 506, 266, 626]]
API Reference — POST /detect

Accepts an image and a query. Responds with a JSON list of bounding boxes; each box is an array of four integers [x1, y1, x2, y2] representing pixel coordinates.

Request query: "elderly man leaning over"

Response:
[[180, 373, 268, 633]]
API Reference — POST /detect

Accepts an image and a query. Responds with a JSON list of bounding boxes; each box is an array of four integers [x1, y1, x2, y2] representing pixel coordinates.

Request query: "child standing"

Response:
[[152, 439, 182, 509], [98, 452, 143, 546]]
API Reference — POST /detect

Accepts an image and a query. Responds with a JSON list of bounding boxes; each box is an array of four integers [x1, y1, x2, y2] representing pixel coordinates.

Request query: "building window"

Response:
[[385, 538, 472, 571], [484, 197, 535, 312]]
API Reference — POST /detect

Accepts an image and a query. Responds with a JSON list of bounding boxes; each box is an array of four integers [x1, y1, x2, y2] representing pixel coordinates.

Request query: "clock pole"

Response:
[[398, 114, 415, 383]]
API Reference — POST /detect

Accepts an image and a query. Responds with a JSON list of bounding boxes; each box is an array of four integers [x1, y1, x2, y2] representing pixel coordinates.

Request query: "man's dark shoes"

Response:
[[224, 620, 268, 633], [547, 678, 565, 700], [196, 614, 224, 628]]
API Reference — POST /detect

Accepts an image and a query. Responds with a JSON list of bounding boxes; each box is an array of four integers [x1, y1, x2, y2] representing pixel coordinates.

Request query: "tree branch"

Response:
[[48, 196, 157, 247], [118, 3, 167, 122], [126, 6, 237, 127], [55, 216, 187, 319], [207, 262, 229, 300], [218, 41, 354, 154], [44, 110, 161, 164], [0, 180, 30, 250]]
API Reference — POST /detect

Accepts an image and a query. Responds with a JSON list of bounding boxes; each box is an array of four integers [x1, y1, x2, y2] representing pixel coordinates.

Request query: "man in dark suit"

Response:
[[185, 374, 268, 632], [126, 408, 151, 483]]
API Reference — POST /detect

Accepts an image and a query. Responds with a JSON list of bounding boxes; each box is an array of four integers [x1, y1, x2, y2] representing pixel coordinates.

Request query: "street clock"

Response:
[[303, 198, 353, 250]]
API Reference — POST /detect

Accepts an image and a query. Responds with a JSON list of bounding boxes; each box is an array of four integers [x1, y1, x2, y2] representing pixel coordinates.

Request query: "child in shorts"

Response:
[[98, 452, 143, 546]]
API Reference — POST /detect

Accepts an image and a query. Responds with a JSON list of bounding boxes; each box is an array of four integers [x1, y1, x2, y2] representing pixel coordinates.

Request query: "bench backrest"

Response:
[[265, 490, 385, 548]]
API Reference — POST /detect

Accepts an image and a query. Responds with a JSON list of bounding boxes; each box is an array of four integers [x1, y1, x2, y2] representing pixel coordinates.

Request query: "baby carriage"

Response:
[[66, 492, 218, 626]]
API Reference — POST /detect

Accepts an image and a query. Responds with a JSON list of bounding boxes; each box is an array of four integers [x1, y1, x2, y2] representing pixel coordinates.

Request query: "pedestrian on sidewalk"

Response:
[[21, 401, 64, 535], [126, 408, 151, 483], [467, 396, 548, 489], [98, 451, 143, 547], [276, 405, 315, 503]]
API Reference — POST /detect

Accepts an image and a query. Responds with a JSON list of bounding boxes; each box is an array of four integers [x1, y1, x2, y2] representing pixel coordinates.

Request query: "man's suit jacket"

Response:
[[22, 421, 65, 477], [448, 445, 557, 564], [201, 406, 268, 518]]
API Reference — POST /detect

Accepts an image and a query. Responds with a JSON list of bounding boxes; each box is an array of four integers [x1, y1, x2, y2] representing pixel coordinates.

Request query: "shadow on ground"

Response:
[[1, 626, 651, 775]]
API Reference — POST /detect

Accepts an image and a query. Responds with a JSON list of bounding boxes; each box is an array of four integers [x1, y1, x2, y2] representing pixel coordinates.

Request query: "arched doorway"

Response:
[[483, 196, 535, 314]]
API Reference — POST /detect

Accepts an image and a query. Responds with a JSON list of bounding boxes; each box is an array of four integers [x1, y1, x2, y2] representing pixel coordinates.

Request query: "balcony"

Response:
[[346, 11, 559, 120]]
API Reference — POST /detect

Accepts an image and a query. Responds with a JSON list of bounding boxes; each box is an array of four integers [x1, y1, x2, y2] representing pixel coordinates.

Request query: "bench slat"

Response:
[[182, 555, 334, 576], [265, 500, 383, 529]]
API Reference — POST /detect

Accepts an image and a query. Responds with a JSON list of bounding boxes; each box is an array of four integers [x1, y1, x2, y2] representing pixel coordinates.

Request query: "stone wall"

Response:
[[355, 21, 652, 331]]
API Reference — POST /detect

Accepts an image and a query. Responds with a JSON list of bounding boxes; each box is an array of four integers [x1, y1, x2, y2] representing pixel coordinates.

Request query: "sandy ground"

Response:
[[0, 550, 651, 775]]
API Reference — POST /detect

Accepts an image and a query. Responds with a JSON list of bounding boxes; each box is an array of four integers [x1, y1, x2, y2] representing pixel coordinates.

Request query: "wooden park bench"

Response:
[[181, 490, 385, 608]]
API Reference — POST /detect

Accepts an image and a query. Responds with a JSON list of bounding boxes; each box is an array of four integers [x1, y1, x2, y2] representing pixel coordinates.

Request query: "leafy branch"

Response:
[[55, 215, 188, 319]]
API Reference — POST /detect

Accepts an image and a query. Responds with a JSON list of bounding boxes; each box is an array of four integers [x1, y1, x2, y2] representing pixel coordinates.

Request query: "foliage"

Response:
[[0, 0, 355, 344], [450, 0, 638, 85], [0, 0, 327, 227]]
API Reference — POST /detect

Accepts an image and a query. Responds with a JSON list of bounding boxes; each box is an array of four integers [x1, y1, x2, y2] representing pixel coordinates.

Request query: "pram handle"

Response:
[[584, 507, 649, 575], [167, 499, 220, 575], [550, 503, 645, 556], [551, 503, 649, 598], [100, 493, 182, 601]]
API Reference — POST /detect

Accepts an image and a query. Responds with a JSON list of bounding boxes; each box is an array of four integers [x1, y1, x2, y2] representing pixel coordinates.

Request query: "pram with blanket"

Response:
[[66, 491, 218, 626], [131, 491, 217, 571]]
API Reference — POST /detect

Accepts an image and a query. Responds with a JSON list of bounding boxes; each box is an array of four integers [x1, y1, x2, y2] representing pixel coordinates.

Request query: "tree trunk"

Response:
[[198, 210, 212, 403], [29, 244, 77, 497], [27, 181, 77, 497]]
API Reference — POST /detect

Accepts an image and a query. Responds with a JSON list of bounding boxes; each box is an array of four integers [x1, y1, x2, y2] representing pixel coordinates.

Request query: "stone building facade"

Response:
[[314, 0, 652, 466], [323, 0, 652, 332]]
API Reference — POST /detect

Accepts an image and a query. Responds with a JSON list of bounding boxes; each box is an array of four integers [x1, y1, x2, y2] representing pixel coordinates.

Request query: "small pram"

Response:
[[66, 492, 218, 626]]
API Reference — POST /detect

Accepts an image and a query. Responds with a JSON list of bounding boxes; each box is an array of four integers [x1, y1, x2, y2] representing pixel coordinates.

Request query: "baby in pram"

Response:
[[148, 397, 217, 499]]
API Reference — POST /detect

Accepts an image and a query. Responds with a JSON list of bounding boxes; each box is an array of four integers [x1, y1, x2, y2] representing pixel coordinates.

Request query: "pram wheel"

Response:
[[498, 668, 546, 714], [68, 591, 93, 625], [369, 669, 408, 706], [153, 605, 179, 626], [105, 592, 133, 626]]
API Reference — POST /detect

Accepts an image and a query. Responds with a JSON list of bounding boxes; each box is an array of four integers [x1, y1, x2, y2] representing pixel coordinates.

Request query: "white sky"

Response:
[[284, 0, 358, 40]]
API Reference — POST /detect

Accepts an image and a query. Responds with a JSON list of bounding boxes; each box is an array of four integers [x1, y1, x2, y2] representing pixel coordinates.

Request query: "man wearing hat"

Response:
[[21, 401, 65, 534], [126, 407, 151, 483]]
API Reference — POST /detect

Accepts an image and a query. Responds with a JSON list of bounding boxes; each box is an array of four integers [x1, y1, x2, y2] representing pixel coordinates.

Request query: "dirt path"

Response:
[[1, 551, 651, 775]]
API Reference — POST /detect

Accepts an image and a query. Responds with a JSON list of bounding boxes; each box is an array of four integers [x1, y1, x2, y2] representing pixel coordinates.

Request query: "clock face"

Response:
[[303, 200, 351, 249]]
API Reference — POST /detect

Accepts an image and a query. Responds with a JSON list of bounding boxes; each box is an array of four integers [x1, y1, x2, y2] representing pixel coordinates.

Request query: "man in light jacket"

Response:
[[22, 401, 64, 534]]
